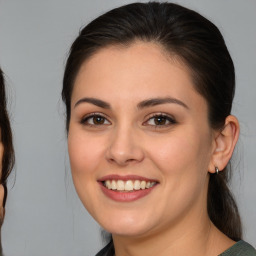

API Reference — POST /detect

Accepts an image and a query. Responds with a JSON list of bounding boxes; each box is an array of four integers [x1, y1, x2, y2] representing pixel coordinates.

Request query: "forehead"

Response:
[[72, 42, 205, 109], [76, 41, 184, 79], [75, 42, 185, 82]]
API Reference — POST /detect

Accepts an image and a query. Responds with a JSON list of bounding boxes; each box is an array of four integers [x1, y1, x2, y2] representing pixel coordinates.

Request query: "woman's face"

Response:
[[68, 42, 216, 238]]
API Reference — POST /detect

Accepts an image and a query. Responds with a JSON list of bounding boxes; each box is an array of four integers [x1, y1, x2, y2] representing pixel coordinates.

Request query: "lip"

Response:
[[98, 175, 159, 202]]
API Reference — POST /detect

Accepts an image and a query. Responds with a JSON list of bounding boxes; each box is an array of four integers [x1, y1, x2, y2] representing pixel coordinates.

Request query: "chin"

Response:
[[96, 211, 156, 238], [106, 225, 152, 238]]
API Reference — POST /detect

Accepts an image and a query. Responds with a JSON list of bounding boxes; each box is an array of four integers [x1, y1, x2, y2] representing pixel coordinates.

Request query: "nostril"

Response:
[[126, 159, 136, 163], [105, 138, 145, 165]]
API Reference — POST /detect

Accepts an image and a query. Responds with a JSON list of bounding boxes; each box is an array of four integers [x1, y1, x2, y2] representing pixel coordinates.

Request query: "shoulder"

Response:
[[220, 240, 256, 256], [94, 240, 256, 256]]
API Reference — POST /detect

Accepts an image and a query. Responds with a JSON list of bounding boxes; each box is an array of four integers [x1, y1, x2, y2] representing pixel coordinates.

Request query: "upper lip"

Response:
[[98, 174, 159, 182]]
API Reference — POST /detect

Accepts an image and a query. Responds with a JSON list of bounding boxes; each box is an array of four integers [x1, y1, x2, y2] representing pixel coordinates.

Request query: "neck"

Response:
[[113, 212, 234, 256]]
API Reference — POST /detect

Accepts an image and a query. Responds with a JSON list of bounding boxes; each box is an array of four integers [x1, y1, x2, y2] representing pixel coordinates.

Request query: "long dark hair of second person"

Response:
[[0, 68, 15, 255]]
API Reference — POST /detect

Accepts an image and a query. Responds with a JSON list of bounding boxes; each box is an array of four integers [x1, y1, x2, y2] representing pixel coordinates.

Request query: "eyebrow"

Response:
[[74, 97, 111, 109], [137, 97, 189, 109], [74, 96, 188, 110]]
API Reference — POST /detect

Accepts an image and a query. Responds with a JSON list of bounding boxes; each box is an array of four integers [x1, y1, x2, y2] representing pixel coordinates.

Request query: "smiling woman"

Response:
[[0, 68, 14, 254], [62, 2, 256, 256]]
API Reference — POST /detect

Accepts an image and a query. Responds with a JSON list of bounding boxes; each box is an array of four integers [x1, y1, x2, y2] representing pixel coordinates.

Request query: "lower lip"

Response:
[[99, 182, 157, 202]]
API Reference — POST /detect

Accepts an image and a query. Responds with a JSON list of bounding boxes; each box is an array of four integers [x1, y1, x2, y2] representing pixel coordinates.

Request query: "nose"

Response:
[[105, 126, 144, 166]]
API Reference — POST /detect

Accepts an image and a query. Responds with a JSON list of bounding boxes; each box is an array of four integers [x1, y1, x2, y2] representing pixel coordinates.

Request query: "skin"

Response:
[[68, 42, 239, 256]]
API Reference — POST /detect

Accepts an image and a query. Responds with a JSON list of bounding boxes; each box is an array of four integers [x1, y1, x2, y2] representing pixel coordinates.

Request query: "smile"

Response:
[[98, 175, 159, 202], [103, 180, 157, 191]]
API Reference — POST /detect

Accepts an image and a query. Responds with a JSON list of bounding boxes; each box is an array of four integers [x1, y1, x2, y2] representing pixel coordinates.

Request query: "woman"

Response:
[[62, 2, 256, 255], [0, 68, 15, 253]]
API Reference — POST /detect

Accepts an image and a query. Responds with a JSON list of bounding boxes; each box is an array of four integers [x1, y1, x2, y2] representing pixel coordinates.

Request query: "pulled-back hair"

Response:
[[0, 68, 15, 206], [62, 2, 242, 240]]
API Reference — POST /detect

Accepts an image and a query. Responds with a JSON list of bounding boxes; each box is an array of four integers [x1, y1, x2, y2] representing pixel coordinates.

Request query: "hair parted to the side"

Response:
[[0, 68, 15, 207], [62, 2, 242, 241]]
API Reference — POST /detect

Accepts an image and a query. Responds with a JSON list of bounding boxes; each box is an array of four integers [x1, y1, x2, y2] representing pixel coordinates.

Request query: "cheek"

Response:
[[68, 131, 103, 176], [67, 130, 103, 216], [146, 127, 212, 180], [146, 130, 212, 219]]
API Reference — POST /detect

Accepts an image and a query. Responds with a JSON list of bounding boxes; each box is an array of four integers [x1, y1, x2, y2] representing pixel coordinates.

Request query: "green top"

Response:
[[220, 241, 256, 256], [96, 240, 256, 256]]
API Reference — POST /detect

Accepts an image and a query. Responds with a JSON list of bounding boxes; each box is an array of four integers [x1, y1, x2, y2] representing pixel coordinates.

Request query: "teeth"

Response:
[[105, 180, 111, 189], [140, 181, 146, 189], [150, 182, 156, 188], [117, 180, 124, 191], [124, 180, 133, 191], [111, 180, 117, 190], [104, 179, 157, 191], [134, 180, 141, 190]]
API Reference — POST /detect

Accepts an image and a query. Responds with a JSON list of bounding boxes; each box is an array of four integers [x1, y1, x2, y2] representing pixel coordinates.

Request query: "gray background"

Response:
[[0, 0, 255, 255]]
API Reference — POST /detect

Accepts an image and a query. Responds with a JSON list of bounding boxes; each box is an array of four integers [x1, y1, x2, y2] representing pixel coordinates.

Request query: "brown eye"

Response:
[[153, 116, 168, 125], [92, 116, 105, 125], [145, 114, 176, 127], [81, 114, 111, 126]]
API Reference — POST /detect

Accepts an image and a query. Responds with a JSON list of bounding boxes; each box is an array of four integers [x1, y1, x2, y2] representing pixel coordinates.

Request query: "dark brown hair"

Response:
[[0, 68, 15, 207], [62, 2, 242, 241]]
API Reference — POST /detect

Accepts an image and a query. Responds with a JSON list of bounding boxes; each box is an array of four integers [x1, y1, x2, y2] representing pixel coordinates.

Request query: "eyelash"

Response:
[[80, 113, 111, 127], [143, 113, 177, 128], [80, 113, 177, 128]]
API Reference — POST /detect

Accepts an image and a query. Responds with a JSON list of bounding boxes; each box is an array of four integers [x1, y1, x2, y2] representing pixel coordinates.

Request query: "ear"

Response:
[[208, 115, 239, 173]]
